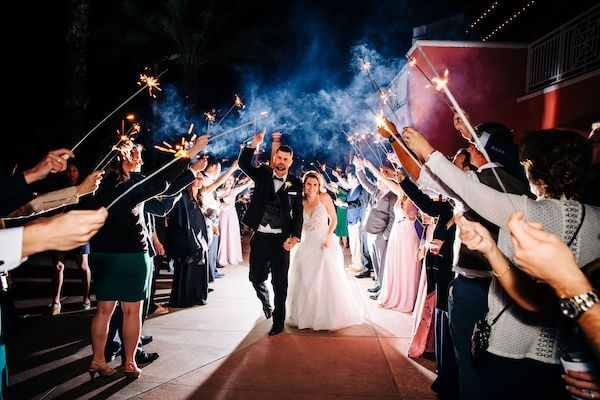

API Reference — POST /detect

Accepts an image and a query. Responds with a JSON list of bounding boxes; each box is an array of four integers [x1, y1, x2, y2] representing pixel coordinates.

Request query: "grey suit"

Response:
[[357, 170, 396, 288]]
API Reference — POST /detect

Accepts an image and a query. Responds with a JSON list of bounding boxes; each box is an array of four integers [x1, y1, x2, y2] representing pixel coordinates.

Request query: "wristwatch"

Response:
[[559, 289, 600, 320]]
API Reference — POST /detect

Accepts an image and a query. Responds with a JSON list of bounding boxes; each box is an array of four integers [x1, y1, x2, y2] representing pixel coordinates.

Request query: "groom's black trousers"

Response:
[[249, 232, 290, 327]]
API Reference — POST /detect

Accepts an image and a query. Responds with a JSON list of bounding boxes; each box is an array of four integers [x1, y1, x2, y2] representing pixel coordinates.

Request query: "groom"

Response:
[[238, 130, 303, 336]]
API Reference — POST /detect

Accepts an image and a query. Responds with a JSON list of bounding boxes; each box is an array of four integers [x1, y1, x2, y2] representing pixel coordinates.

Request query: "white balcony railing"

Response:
[[526, 4, 600, 93]]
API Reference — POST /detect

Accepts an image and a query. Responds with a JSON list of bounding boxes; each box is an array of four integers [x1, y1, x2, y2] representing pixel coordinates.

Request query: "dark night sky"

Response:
[[6, 0, 595, 172]]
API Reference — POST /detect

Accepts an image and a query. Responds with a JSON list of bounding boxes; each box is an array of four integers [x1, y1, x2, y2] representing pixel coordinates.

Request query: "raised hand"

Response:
[[377, 117, 399, 139], [188, 134, 209, 158], [190, 158, 208, 175], [402, 127, 435, 160], [250, 128, 266, 148], [24, 148, 76, 184]]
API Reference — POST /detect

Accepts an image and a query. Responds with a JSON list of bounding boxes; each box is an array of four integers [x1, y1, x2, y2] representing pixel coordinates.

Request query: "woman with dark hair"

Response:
[[286, 172, 361, 331], [50, 161, 93, 314], [403, 128, 600, 400], [167, 172, 211, 307], [83, 136, 208, 381]]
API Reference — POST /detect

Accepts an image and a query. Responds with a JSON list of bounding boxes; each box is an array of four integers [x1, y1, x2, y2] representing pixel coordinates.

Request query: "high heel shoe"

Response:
[[88, 360, 117, 381], [123, 362, 141, 381]]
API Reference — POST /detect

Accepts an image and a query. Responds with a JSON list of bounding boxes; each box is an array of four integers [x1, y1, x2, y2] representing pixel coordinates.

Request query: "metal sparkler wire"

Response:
[[208, 112, 269, 143], [415, 46, 520, 213], [71, 69, 168, 152]]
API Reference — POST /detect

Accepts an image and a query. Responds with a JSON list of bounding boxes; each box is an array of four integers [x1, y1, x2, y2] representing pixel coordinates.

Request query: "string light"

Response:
[[482, 0, 536, 41], [466, 1, 499, 33]]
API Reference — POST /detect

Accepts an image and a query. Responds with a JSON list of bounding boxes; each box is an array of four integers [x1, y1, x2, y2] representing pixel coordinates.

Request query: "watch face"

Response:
[[560, 300, 580, 319]]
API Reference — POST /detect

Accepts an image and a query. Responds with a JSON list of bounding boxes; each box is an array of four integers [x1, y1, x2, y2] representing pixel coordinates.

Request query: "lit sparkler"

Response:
[[432, 69, 449, 92], [138, 73, 162, 98], [71, 68, 168, 152], [209, 112, 270, 143], [215, 94, 245, 128]]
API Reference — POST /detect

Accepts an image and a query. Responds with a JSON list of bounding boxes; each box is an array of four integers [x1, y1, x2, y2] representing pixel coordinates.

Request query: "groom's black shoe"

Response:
[[268, 325, 284, 336], [263, 306, 272, 319], [367, 286, 380, 293]]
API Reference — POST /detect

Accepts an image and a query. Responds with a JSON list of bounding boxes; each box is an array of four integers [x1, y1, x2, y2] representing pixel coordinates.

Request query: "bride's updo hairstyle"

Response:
[[302, 171, 325, 197]]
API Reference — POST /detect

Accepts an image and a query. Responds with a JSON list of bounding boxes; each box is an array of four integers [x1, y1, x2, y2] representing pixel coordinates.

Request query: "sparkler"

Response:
[[71, 69, 167, 152], [204, 109, 217, 133], [357, 132, 383, 164], [415, 46, 519, 211], [215, 95, 245, 128], [209, 112, 269, 143], [405, 55, 452, 109], [341, 130, 367, 159], [138, 74, 162, 98], [93, 122, 142, 172], [313, 160, 334, 181]]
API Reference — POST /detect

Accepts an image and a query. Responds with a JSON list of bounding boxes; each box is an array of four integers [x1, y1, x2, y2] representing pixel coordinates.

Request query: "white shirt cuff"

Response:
[[0, 227, 26, 272]]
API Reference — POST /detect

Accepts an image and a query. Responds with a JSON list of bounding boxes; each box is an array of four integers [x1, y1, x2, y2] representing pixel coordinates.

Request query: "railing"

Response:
[[388, 64, 409, 111], [526, 4, 600, 93]]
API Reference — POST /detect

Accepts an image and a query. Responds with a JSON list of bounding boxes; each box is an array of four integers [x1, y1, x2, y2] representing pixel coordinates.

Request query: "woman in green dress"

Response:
[[85, 138, 207, 380], [334, 189, 349, 249]]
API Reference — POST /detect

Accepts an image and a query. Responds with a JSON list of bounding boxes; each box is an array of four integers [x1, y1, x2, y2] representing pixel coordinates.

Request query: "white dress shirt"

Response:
[[0, 227, 26, 272]]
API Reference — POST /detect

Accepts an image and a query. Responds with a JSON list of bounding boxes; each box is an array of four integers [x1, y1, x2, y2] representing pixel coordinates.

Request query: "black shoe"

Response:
[[141, 335, 153, 346], [208, 288, 214, 293], [355, 271, 371, 278], [214, 273, 224, 279], [136, 351, 159, 364], [367, 286, 380, 293], [216, 264, 225, 269], [369, 294, 379, 300], [268, 325, 284, 336], [263, 306, 272, 319]]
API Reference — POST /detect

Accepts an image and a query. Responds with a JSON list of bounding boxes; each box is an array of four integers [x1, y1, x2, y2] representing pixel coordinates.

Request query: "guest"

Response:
[[167, 173, 211, 307], [353, 157, 396, 297], [404, 127, 600, 400], [84, 136, 208, 381], [333, 170, 366, 271], [217, 176, 253, 266], [201, 158, 239, 278], [50, 162, 93, 315]]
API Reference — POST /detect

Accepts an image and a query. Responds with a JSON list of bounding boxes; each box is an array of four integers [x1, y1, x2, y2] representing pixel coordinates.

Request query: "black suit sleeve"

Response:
[[144, 194, 182, 217], [0, 173, 34, 216], [238, 146, 261, 182]]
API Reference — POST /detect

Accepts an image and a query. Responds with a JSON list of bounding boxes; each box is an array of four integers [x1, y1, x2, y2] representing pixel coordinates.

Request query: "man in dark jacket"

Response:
[[238, 130, 303, 336]]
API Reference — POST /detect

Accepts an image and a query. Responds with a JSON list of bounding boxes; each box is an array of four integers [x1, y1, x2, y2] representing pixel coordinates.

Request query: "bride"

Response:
[[286, 171, 362, 331]]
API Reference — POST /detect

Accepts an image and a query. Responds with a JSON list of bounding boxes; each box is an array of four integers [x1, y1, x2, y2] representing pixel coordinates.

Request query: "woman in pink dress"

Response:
[[217, 177, 253, 266], [362, 160, 421, 313]]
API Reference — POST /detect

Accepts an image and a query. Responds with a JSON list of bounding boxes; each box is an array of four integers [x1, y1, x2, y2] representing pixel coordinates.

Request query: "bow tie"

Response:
[[273, 176, 284, 182]]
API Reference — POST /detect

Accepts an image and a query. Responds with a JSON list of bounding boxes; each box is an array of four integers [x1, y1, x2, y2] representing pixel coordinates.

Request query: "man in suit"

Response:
[[353, 158, 396, 296], [238, 130, 303, 336]]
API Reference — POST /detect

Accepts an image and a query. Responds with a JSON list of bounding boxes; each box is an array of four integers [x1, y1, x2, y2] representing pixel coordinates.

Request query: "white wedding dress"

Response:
[[286, 200, 362, 331]]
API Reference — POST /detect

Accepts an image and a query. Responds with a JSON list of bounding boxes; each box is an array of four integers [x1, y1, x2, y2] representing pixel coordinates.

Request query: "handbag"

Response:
[[470, 203, 586, 369]]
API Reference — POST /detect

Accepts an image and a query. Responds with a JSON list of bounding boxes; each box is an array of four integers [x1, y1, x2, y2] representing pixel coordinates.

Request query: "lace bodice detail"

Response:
[[303, 201, 328, 232]]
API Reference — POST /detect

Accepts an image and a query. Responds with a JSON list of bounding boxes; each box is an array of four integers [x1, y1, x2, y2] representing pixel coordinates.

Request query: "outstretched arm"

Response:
[[202, 161, 239, 195], [363, 159, 404, 197], [238, 129, 266, 181]]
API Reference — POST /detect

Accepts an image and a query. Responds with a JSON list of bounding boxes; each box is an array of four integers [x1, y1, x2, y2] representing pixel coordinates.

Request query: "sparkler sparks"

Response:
[[360, 60, 371, 71], [375, 112, 386, 128], [204, 110, 217, 124], [138, 73, 162, 98], [234, 94, 244, 109], [432, 69, 449, 92]]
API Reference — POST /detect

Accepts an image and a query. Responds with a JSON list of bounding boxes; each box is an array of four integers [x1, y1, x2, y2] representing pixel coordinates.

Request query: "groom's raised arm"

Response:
[[238, 130, 265, 181]]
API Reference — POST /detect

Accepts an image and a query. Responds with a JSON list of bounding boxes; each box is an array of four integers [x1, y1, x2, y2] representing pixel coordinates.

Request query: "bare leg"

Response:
[[50, 254, 65, 315], [75, 255, 91, 304], [341, 236, 348, 249], [121, 301, 142, 367], [90, 301, 117, 363]]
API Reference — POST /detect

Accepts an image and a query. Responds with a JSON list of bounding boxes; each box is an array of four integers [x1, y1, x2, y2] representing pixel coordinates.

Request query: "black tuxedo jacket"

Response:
[[238, 146, 303, 240], [0, 173, 33, 217]]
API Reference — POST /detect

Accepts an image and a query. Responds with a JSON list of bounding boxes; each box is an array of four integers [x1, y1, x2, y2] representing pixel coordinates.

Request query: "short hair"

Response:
[[276, 145, 293, 156], [204, 155, 220, 169], [454, 148, 475, 171], [519, 129, 592, 200], [475, 122, 513, 138]]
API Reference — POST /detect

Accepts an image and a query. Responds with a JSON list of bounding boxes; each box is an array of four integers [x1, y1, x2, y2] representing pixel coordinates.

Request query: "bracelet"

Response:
[[492, 264, 512, 279], [388, 135, 397, 143]]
